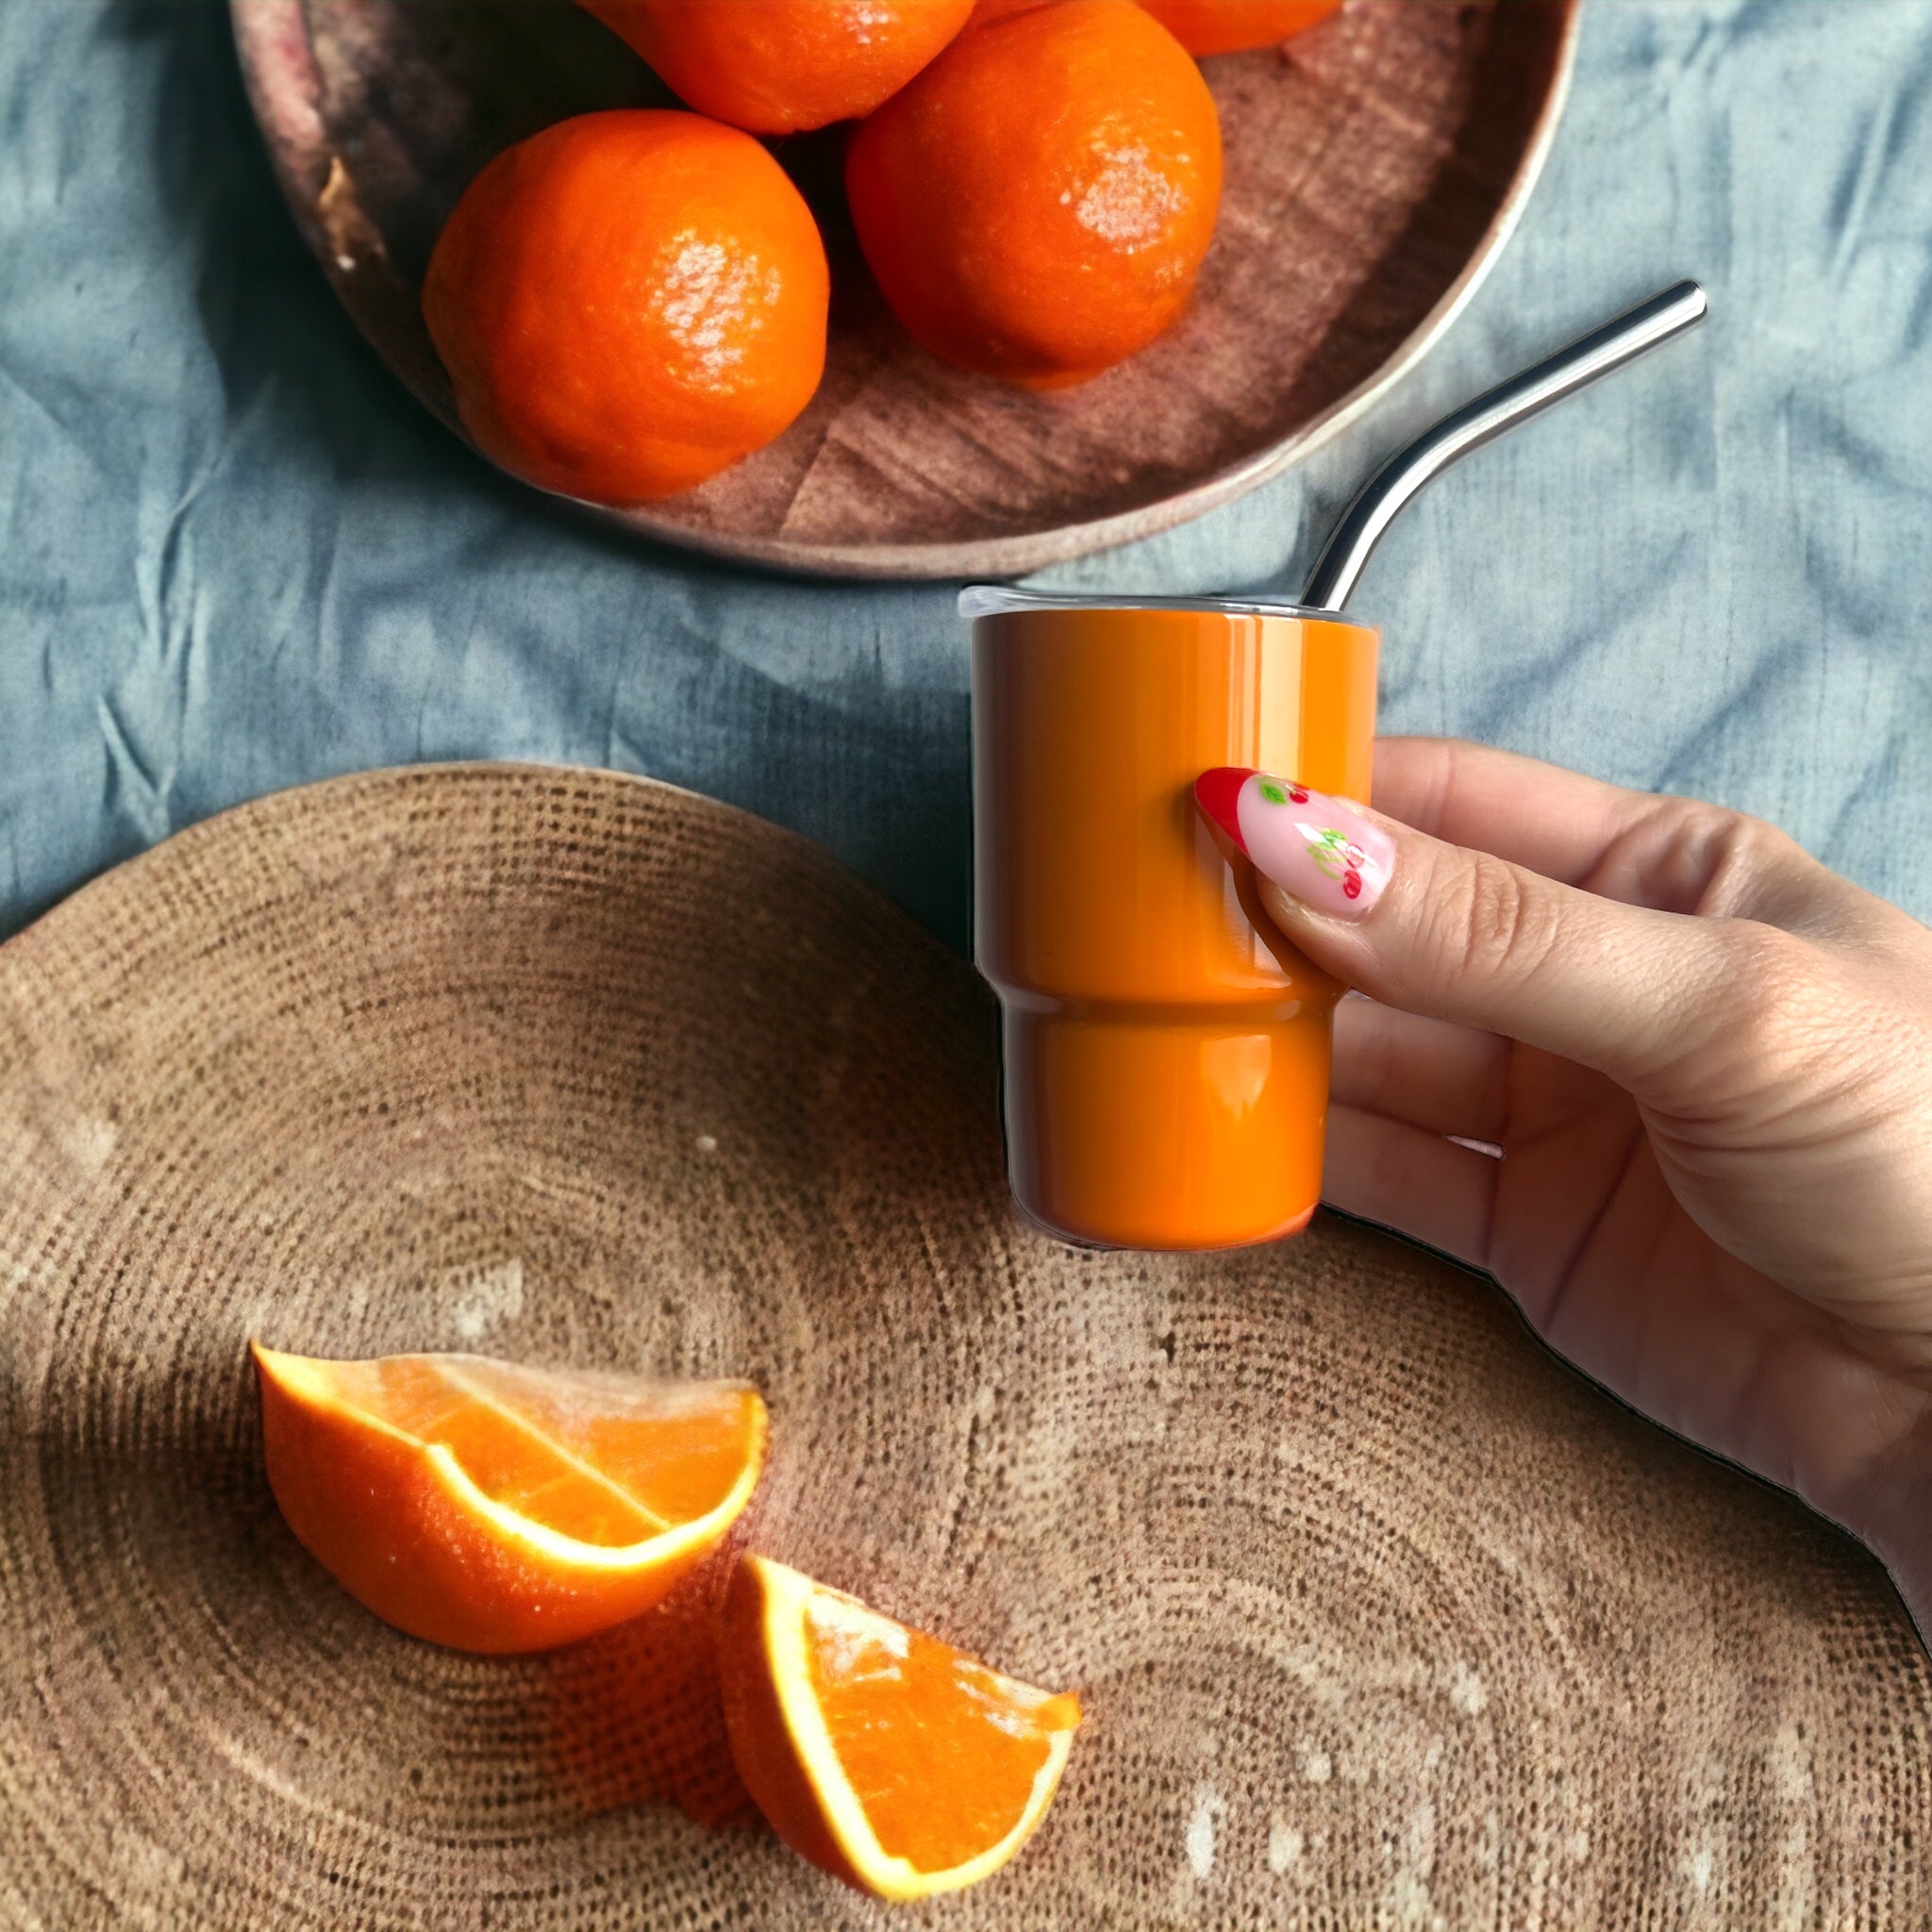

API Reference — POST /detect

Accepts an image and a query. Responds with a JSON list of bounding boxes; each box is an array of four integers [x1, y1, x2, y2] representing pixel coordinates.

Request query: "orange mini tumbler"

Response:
[[960, 287, 1710, 1248], [967, 591, 1379, 1251]]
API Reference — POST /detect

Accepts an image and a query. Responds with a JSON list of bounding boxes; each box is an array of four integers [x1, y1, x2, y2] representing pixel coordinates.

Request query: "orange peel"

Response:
[[253, 1344, 766, 1653], [721, 1553, 1080, 1898]]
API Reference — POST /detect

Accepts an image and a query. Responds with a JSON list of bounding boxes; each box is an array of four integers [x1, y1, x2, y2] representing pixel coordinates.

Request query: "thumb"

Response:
[[1195, 767, 1745, 1091]]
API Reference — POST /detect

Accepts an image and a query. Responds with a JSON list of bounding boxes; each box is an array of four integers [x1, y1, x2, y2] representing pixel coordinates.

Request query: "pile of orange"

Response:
[[422, 0, 1345, 507], [255, 1342, 1081, 1900]]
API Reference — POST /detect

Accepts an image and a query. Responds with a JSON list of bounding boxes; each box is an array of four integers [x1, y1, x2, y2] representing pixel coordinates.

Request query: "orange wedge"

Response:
[[720, 1554, 1081, 1899], [253, 1345, 766, 1653]]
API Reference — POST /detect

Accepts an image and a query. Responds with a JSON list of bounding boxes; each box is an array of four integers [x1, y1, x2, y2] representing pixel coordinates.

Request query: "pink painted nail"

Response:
[[1195, 768, 1393, 922]]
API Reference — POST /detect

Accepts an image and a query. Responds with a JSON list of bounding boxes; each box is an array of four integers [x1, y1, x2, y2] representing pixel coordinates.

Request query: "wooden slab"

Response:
[[231, 0, 1578, 578]]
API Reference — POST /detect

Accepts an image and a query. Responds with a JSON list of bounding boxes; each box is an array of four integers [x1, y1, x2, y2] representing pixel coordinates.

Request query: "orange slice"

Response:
[[720, 1554, 1081, 1898], [253, 1345, 766, 1653]]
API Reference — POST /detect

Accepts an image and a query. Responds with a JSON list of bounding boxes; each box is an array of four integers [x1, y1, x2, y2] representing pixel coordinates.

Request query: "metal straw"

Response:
[[1300, 280, 1708, 613]]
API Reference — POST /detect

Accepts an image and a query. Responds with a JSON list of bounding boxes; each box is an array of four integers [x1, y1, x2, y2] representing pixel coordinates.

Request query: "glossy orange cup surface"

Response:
[[968, 591, 1379, 1251]]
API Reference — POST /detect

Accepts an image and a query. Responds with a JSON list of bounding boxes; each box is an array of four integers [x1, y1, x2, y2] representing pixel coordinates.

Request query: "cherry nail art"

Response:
[[1194, 768, 1392, 922]]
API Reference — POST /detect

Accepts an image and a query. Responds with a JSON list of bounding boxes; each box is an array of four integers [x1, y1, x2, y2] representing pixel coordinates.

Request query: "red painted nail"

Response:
[[1194, 768, 1255, 854]]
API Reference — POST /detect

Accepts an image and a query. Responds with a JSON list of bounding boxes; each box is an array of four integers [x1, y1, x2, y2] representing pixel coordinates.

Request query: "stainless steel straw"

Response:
[[1300, 280, 1708, 613]]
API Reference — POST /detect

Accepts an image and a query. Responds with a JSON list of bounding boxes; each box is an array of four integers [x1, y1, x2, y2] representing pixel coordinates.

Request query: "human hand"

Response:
[[1195, 740, 1932, 1637]]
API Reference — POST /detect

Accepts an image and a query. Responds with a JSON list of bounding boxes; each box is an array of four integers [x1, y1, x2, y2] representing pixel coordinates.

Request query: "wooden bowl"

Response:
[[2, 766, 1926, 1926], [230, 0, 1579, 579]]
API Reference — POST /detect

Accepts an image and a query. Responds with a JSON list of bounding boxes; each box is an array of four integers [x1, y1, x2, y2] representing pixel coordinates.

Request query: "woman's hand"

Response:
[[1196, 739, 1932, 1636]]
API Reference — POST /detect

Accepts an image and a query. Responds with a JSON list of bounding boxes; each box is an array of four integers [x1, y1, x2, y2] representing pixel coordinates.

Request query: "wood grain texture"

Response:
[[229, 0, 1579, 579], [1, 765, 1927, 1927]]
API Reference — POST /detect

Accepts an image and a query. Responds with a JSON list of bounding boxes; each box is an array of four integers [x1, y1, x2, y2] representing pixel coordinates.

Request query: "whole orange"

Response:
[[1138, 0, 1343, 56], [579, 0, 976, 134], [423, 112, 828, 505], [850, 0, 1221, 388], [846, 0, 1222, 389]]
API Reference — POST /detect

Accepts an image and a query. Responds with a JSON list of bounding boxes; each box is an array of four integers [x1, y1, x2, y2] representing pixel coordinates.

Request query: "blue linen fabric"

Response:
[[2, 0, 1929, 956]]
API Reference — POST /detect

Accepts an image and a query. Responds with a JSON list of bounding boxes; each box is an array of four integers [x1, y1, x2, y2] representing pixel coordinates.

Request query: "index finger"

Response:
[[1367, 737, 1870, 932], [1369, 738, 1649, 886]]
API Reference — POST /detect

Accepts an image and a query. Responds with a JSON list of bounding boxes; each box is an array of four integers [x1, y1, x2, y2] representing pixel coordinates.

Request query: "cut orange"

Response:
[[253, 1345, 766, 1653], [720, 1554, 1081, 1899]]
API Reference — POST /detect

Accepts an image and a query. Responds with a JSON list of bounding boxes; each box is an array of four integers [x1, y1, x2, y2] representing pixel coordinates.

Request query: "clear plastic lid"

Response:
[[958, 587, 1349, 623]]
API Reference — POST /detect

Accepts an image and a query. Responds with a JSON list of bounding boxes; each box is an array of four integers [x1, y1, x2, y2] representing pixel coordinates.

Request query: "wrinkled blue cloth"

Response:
[[2, 0, 1929, 955]]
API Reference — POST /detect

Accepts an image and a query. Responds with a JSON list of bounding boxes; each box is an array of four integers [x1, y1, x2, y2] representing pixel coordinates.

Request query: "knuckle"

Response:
[[1432, 851, 1558, 986], [1700, 811, 1808, 915], [1664, 801, 1811, 918], [1612, 798, 1803, 918]]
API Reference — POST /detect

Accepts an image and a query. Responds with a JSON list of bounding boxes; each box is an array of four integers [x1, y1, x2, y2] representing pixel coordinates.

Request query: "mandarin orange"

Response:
[[1139, 0, 1343, 55], [579, 0, 975, 134], [846, 0, 1222, 389], [254, 1344, 767, 1652], [422, 110, 827, 506], [720, 1555, 1082, 1899]]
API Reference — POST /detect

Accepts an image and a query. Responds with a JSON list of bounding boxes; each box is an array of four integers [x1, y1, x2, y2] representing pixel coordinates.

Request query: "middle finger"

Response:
[[1331, 995, 1511, 1143]]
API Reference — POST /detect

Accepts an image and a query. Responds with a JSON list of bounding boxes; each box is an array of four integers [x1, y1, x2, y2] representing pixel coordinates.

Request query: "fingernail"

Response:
[[1194, 768, 1393, 921]]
